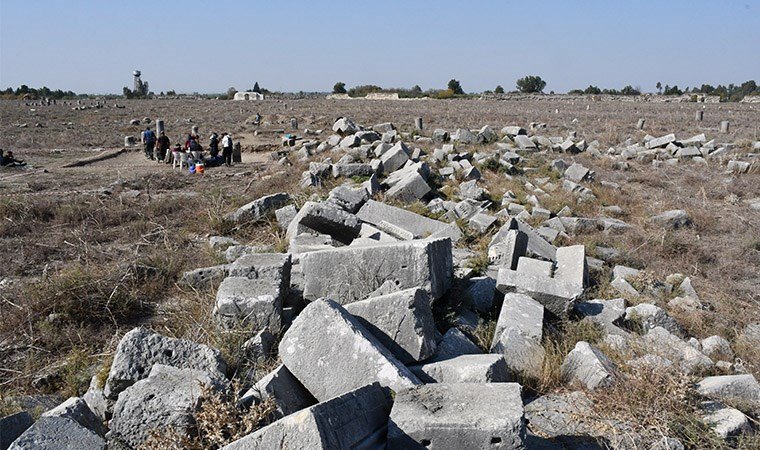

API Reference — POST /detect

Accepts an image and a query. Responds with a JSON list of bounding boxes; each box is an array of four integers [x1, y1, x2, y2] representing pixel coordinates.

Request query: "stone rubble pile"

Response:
[[5, 117, 758, 449]]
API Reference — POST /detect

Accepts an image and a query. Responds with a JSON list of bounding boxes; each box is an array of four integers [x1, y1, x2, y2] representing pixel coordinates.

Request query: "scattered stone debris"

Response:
[[7, 113, 758, 450]]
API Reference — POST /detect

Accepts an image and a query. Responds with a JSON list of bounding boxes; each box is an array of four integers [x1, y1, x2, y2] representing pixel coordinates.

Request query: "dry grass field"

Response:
[[1, 97, 758, 447]]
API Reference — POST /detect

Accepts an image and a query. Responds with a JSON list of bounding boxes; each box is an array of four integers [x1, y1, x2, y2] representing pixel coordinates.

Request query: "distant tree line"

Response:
[[568, 80, 759, 101], [332, 80, 466, 99], [568, 85, 642, 96], [332, 75, 552, 98], [1, 85, 79, 99]]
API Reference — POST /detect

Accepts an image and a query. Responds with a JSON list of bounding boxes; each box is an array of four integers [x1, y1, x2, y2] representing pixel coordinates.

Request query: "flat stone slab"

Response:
[[300, 238, 453, 305], [104, 327, 226, 399], [523, 391, 599, 440], [356, 200, 462, 242], [279, 299, 420, 402], [410, 354, 509, 383], [286, 201, 361, 245], [388, 383, 526, 449], [223, 383, 392, 450], [345, 288, 438, 364], [696, 374, 760, 415]]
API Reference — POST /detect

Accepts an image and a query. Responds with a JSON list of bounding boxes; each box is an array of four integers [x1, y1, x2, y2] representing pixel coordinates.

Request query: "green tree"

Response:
[[583, 85, 602, 95], [252, 82, 261, 93], [447, 79, 464, 95], [656, 81, 662, 94], [411, 85, 423, 95], [620, 85, 641, 96], [227, 87, 238, 99], [494, 85, 505, 94], [516, 75, 546, 93], [332, 82, 347, 94]]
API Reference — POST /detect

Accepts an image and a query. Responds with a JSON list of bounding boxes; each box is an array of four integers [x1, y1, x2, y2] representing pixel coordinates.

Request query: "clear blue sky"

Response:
[[1, 0, 758, 94]]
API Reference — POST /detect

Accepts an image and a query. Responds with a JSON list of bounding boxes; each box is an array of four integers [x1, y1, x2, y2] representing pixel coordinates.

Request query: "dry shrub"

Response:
[[139, 385, 276, 450]]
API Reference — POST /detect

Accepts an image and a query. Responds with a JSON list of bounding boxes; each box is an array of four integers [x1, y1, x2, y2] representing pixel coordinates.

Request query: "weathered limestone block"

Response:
[[356, 200, 462, 242], [239, 364, 317, 418], [300, 238, 453, 305], [286, 201, 361, 245], [388, 383, 525, 449], [410, 355, 509, 383], [223, 383, 392, 450], [560, 341, 619, 390], [104, 327, 226, 399], [226, 192, 290, 223], [345, 288, 438, 364], [108, 365, 226, 448], [7, 417, 106, 450], [496, 245, 586, 318], [278, 299, 420, 401]]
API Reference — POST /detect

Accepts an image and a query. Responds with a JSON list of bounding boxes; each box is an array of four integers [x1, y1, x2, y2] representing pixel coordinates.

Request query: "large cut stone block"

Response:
[[279, 299, 420, 401], [104, 327, 226, 399], [0, 412, 33, 450], [388, 383, 526, 449], [496, 255, 583, 319], [214, 277, 283, 332], [226, 192, 290, 223], [381, 142, 411, 173], [214, 253, 291, 330], [108, 365, 226, 448], [286, 201, 361, 245], [490, 219, 556, 262], [300, 238, 453, 305], [386, 172, 431, 203], [223, 383, 392, 450], [345, 288, 438, 364], [697, 374, 760, 415]]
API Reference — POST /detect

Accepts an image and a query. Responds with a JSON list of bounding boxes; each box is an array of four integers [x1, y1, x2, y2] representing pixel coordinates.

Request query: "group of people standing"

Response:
[[141, 127, 235, 169]]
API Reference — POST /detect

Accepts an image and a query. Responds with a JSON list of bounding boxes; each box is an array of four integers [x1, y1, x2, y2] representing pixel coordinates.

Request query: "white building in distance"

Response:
[[233, 91, 265, 101]]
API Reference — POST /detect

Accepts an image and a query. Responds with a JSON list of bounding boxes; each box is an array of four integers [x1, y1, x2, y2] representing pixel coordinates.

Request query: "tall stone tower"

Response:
[[133, 70, 142, 92]]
